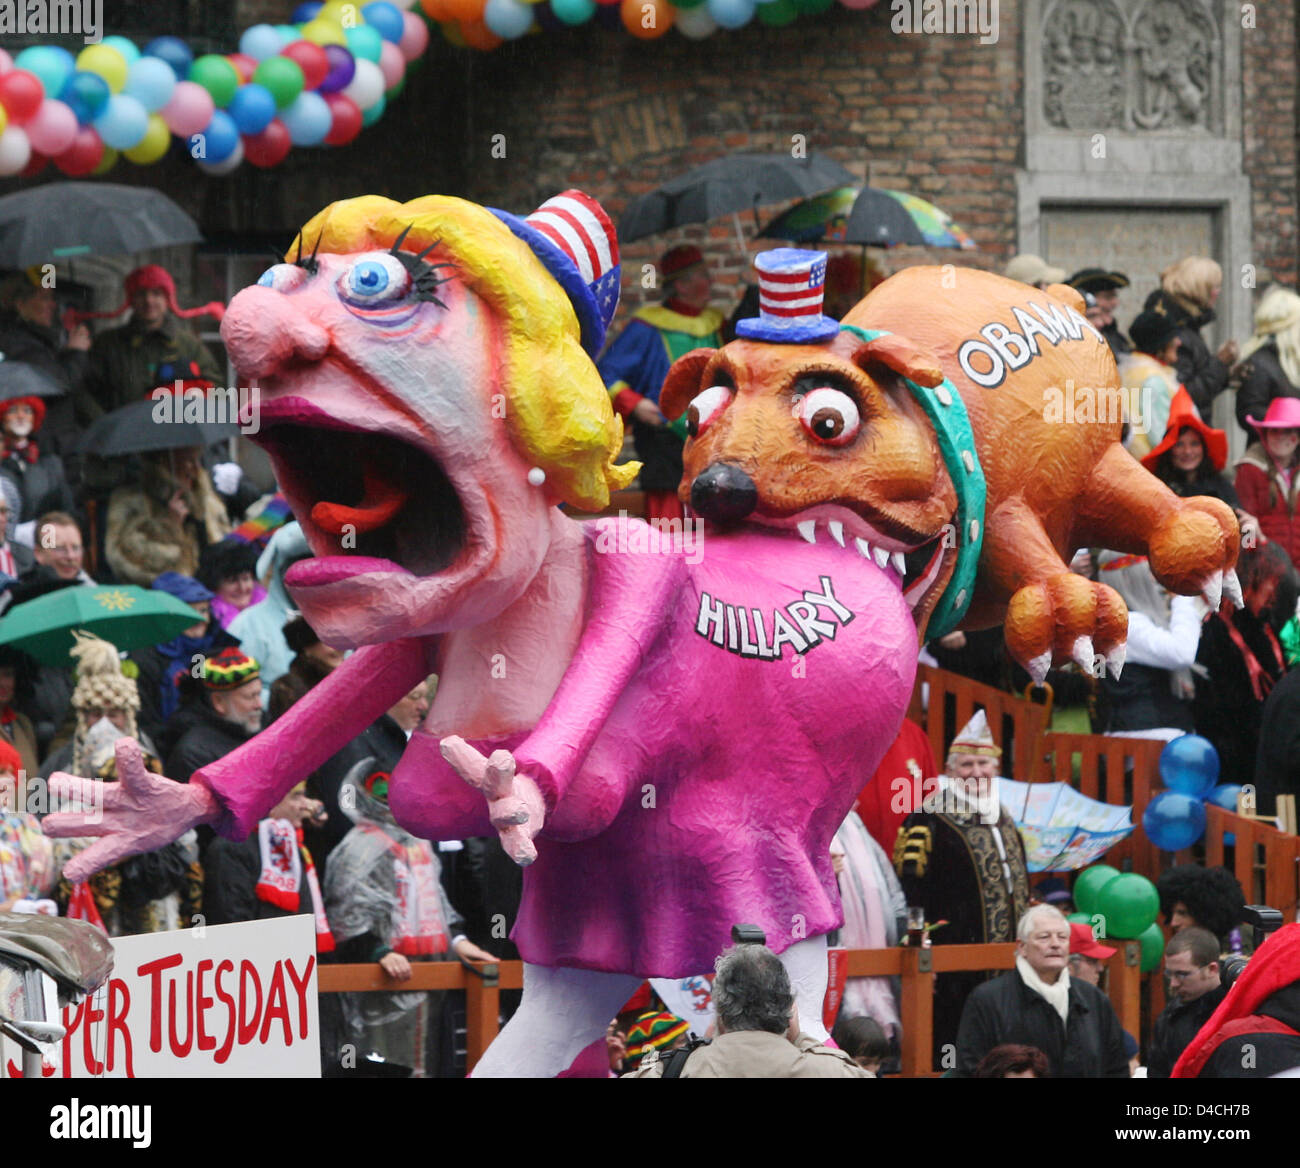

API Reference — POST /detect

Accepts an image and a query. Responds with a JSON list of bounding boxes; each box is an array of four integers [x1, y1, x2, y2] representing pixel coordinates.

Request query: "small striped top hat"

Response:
[[490, 190, 621, 358], [735, 248, 840, 344]]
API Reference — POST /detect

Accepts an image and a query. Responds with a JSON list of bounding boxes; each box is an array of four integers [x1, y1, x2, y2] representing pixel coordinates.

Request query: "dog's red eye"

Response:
[[798, 387, 860, 446], [687, 385, 733, 437]]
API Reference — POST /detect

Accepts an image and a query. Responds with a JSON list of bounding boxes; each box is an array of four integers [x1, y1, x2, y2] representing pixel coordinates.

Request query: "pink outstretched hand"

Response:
[[43, 738, 222, 882], [440, 736, 545, 866]]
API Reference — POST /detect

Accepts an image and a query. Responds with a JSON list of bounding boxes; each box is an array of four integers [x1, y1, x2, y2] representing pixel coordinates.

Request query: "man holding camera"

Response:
[[629, 941, 872, 1078], [1147, 927, 1226, 1077]]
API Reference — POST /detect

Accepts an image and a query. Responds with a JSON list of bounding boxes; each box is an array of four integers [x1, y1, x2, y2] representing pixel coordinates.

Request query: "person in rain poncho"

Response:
[[323, 763, 498, 1077], [228, 521, 311, 702]]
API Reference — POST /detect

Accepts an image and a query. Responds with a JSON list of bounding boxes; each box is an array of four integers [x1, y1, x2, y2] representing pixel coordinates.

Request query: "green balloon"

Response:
[[1072, 864, 1120, 918], [189, 54, 240, 108], [1136, 921, 1165, 974], [1066, 912, 1092, 925], [1095, 873, 1160, 939], [253, 57, 305, 111], [758, 0, 797, 25], [671, 0, 708, 9], [361, 94, 386, 128]]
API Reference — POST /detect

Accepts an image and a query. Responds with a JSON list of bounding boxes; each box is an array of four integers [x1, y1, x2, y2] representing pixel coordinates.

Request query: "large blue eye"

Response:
[[341, 254, 410, 305], [257, 264, 306, 293]]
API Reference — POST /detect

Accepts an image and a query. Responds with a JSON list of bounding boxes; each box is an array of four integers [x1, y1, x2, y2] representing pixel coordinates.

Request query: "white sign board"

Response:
[[3, 916, 321, 1078]]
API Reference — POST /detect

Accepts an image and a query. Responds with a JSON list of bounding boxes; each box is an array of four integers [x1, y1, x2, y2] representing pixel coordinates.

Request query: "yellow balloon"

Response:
[[320, 0, 353, 20], [124, 114, 171, 164], [76, 44, 129, 93], [301, 17, 348, 44], [92, 146, 118, 176]]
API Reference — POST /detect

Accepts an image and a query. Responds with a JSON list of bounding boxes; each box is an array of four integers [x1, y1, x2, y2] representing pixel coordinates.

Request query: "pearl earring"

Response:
[[527, 467, 546, 486]]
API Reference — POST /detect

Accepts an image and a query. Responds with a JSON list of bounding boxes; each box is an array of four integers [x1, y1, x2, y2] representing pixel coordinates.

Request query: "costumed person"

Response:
[[1119, 308, 1183, 461], [197, 537, 266, 629], [1234, 285, 1300, 439], [1096, 550, 1200, 740], [894, 711, 1032, 1064], [104, 442, 232, 586], [42, 196, 1244, 1079], [0, 393, 73, 524], [131, 572, 238, 746], [1155, 864, 1247, 955], [1172, 922, 1300, 1078], [1235, 397, 1300, 566], [1193, 541, 1290, 785], [50, 633, 200, 935], [831, 808, 904, 1039], [227, 521, 312, 702], [597, 244, 724, 521], [1144, 257, 1239, 414], [0, 737, 56, 912], [83, 264, 223, 415], [324, 766, 497, 1078], [1067, 268, 1130, 357]]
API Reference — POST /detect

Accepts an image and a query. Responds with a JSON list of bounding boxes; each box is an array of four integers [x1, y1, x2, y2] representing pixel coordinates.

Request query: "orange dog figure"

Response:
[[661, 266, 1240, 681]]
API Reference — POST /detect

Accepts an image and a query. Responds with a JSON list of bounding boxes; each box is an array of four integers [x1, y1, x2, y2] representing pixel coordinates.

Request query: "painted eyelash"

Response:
[[291, 231, 323, 276], [389, 224, 458, 309]]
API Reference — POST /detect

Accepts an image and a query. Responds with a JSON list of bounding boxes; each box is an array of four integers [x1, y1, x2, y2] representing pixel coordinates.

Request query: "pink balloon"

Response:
[[399, 11, 430, 60], [378, 41, 405, 90], [25, 98, 77, 156], [0, 49, 12, 75], [160, 79, 215, 138]]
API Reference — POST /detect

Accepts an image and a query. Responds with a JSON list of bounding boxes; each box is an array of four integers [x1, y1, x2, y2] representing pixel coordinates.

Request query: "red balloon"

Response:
[[323, 92, 361, 146], [227, 53, 258, 84], [0, 69, 45, 124], [243, 119, 291, 168], [19, 150, 48, 178], [53, 126, 104, 177], [280, 41, 330, 91]]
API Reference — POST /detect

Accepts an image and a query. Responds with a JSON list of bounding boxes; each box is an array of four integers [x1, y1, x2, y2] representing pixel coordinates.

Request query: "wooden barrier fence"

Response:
[[319, 941, 1142, 1077]]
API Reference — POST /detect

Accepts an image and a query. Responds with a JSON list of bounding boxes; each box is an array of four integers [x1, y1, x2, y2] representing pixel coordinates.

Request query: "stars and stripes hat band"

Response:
[[736, 248, 840, 344], [490, 189, 621, 357]]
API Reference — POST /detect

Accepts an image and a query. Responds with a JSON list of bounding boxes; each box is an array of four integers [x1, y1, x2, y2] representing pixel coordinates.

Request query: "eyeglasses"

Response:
[[1166, 968, 1206, 981]]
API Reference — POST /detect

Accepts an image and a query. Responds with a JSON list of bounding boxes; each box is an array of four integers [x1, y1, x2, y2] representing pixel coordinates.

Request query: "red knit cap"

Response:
[[71, 263, 225, 326], [0, 737, 23, 777], [0, 395, 45, 432], [661, 245, 705, 281]]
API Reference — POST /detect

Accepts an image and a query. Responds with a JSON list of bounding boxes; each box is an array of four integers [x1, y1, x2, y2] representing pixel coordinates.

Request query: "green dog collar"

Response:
[[839, 324, 986, 639]]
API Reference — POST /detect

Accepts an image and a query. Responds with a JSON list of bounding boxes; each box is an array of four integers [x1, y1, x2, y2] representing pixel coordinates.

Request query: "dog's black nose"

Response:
[[690, 462, 758, 523]]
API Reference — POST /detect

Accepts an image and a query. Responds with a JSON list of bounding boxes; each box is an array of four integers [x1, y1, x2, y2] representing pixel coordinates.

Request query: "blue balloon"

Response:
[[707, 0, 756, 28], [199, 110, 240, 162], [291, 1, 325, 21], [1159, 734, 1220, 798], [363, 1, 406, 42], [143, 36, 193, 78], [239, 23, 286, 62], [281, 91, 331, 146], [93, 93, 149, 150], [15, 46, 73, 99], [484, 0, 534, 38], [1206, 783, 1244, 846], [60, 70, 111, 124], [123, 57, 177, 113], [228, 83, 277, 135], [102, 36, 141, 64], [1143, 790, 1207, 852]]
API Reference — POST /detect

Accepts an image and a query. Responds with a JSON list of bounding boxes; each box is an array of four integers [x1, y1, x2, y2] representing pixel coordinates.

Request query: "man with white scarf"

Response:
[[954, 904, 1129, 1077]]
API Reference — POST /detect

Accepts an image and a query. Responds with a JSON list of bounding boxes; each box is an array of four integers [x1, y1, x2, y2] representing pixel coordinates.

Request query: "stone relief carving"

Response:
[[1041, 0, 1219, 133]]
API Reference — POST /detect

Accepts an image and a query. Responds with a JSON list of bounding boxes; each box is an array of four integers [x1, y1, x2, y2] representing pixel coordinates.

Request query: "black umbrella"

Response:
[[0, 183, 202, 268], [618, 152, 858, 244], [0, 359, 64, 399], [76, 396, 239, 457]]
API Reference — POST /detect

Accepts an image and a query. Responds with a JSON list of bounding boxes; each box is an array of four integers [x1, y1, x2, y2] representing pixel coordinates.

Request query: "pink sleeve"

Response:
[[513, 543, 683, 820], [192, 636, 433, 839]]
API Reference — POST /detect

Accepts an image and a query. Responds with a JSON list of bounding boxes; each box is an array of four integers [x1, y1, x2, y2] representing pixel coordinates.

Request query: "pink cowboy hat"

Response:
[[1247, 397, 1300, 433]]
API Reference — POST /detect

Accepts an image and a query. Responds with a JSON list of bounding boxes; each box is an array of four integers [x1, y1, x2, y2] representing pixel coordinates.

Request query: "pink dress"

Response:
[[194, 523, 917, 979]]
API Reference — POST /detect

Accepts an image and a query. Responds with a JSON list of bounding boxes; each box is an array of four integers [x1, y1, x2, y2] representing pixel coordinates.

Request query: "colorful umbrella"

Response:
[[0, 584, 204, 665], [996, 778, 1135, 872], [760, 186, 977, 250]]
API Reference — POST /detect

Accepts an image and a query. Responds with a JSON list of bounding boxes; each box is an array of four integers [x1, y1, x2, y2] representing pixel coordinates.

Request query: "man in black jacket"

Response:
[[1148, 927, 1227, 1077], [955, 904, 1129, 1077], [165, 647, 262, 784]]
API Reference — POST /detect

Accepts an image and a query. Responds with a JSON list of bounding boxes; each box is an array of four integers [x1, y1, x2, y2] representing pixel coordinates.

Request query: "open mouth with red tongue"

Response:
[[258, 423, 468, 577]]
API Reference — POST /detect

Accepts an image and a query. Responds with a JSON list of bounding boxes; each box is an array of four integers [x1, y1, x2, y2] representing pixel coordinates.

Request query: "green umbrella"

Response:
[[0, 584, 203, 666]]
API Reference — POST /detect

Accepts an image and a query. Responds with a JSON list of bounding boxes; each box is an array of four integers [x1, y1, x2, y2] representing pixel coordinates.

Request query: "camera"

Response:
[[731, 923, 767, 947], [1219, 905, 1285, 991]]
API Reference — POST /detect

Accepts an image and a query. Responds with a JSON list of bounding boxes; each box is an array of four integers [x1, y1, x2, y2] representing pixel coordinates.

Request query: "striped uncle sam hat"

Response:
[[735, 248, 840, 344], [490, 190, 621, 358]]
